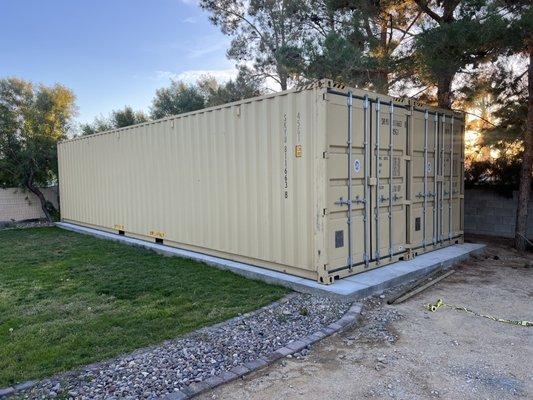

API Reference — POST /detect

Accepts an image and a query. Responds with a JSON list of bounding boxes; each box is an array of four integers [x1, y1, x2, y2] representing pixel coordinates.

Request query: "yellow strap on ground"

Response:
[[426, 298, 533, 327]]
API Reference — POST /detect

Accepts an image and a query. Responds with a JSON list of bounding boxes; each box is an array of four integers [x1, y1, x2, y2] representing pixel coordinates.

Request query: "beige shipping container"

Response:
[[58, 80, 464, 284]]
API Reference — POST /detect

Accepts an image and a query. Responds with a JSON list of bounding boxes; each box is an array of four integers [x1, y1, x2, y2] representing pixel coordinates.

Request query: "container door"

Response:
[[454, 117, 465, 237], [326, 90, 408, 274], [435, 113, 452, 245], [411, 110, 438, 249], [326, 93, 371, 272], [442, 114, 462, 241], [370, 99, 408, 263], [411, 109, 463, 250], [441, 116, 451, 241]]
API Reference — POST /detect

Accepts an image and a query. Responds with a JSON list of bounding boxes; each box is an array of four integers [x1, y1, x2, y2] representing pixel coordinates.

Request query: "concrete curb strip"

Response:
[[163, 302, 362, 400], [55, 222, 486, 302], [0, 299, 361, 399]]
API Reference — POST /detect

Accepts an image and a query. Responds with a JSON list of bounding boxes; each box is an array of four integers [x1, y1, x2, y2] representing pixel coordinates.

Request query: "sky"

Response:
[[0, 0, 235, 124]]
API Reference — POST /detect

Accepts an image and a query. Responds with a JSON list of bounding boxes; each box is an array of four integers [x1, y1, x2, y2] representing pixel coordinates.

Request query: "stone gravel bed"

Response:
[[18, 294, 350, 399], [0, 219, 54, 230]]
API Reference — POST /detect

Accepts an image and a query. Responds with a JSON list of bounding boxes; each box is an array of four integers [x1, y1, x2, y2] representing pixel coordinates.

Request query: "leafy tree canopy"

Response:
[[0, 77, 76, 220], [150, 81, 206, 120], [81, 69, 264, 133], [151, 68, 264, 119], [81, 106, 148, 135], [198, 67, 263, 107]]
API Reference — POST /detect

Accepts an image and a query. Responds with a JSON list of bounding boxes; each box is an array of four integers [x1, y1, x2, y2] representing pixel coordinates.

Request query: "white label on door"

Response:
[[354, 159, 361, 173]]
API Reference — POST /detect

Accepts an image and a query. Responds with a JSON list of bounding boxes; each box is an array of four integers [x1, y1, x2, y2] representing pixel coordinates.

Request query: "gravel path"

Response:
[[20, 294, 350, 399]]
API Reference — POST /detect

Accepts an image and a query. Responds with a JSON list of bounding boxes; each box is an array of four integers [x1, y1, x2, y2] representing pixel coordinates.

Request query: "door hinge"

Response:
[[323, 151, 329, 159]]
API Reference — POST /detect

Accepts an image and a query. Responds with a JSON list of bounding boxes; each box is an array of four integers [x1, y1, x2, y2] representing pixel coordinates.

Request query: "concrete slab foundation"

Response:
[[56, 222, 486, 302]]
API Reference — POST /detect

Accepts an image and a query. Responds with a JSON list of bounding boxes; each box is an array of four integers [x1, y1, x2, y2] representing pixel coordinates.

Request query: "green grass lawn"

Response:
[[0, 227, 288, 387]]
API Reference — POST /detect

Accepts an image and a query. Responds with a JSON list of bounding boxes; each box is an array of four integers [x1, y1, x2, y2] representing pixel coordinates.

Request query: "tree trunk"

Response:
[[437, 73, 453, 109], [279, 71, 288, 91], [413, 1, 458, 109], [515, 43, 533, 251], [376, 21, 389, 94], [26, 171, 52, 222]]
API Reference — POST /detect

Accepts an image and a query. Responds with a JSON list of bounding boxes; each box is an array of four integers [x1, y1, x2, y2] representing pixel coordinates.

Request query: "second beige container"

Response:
[[58, 80, 464, 284]]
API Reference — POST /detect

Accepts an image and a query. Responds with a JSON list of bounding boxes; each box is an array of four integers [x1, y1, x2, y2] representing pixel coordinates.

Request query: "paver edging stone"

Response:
[[164, 301, 362, 400], [0, 389, 15, 398]]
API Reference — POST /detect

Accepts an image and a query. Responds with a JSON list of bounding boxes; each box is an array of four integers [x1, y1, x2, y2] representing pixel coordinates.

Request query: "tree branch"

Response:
[[208, 4, 271, 51], [408, 85, 430, 98], [414, 0, 442, 23], [363, 16, 374, 39], [388, 14, 393, 48], [458, 110, 497, 127], [396, 11, 422, 44]]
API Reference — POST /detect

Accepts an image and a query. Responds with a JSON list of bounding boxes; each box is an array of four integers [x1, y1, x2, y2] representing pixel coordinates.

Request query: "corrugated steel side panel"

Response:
[[58, 89, 322, 277]]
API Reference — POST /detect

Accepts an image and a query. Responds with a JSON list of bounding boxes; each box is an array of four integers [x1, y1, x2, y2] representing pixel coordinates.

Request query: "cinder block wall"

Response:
[[464, 188, 533, 239], [0, 187, 58, 223]]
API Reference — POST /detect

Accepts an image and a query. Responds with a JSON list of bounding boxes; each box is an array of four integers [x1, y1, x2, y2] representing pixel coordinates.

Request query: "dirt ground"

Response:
[[199, 238, 533, 400]]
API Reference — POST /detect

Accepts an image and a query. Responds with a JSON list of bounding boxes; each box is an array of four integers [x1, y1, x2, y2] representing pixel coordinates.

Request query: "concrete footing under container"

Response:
[[56, 222, 485, 302]]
